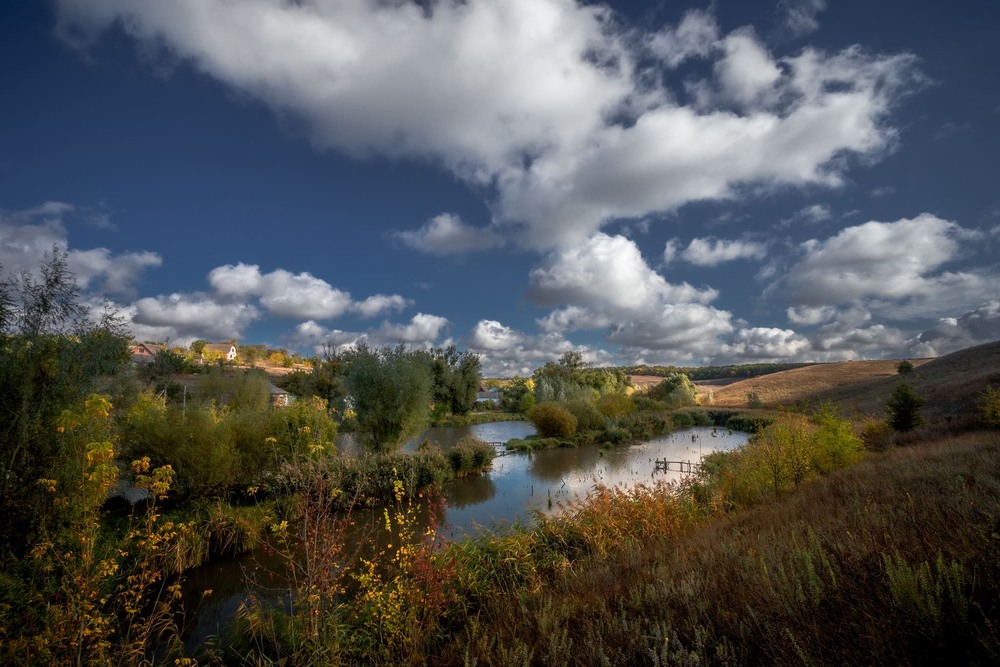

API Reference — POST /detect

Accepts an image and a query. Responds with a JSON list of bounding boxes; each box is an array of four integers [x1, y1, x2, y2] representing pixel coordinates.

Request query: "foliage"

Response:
[[533, 352, 630, 404], [527, 401, 578, 438], [897, 359, 915, 375], [500, 376, 535, 413], [343, 342, 433, 453], [623, 361, 815, 381], [447, 437, 496, 476], [0, 251, 131, 550], [596, 392, 634, 419], [564, 399, 605, 431], [0, 395, 184, 664], [887, 382, 925, 433], [430, 345, 482, 416], [646, 372, 699, 409], [979, 385, 1000, 428]]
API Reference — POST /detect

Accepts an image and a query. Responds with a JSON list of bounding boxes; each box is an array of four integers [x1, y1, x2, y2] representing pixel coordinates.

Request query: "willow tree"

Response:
[[343, 342, 433, 453]]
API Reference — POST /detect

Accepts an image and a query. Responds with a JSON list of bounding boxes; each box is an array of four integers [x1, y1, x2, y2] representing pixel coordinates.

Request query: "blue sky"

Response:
[[1, 0, 998, 376]]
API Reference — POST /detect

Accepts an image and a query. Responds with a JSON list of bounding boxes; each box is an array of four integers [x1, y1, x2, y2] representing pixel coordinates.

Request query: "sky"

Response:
[[1, 0, 999, 376]]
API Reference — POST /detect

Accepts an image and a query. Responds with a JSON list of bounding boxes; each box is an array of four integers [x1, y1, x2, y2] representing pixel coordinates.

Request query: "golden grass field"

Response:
[[695, 340, 1000, 420]]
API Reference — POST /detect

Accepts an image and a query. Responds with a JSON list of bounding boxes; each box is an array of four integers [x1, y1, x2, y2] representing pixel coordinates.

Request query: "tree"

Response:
[[190, 339, 207, 355], [343, 342, 433, 453], [897, 360, 914, 375], [648, 373, 698, 409], [430, 346, 482, 416], [886, 382, 925, 433], [0, 249, 131, 550]]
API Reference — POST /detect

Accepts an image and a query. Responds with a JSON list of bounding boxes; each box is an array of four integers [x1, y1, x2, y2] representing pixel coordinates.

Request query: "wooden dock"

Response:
[[487, 441, 512, 457], [654, 459, 700, 474]]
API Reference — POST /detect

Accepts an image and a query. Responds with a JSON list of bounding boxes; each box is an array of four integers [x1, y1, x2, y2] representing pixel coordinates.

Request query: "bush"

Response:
[[980, 386, 1000, 428], [527, 402, 578, 438], [596, 393, 634, 419], [565, 400, 605, 431], [448, 437, 496, 475]]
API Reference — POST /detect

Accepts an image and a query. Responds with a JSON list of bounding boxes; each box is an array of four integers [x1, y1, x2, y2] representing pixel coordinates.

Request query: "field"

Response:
[[700, 341, 1000, 422]]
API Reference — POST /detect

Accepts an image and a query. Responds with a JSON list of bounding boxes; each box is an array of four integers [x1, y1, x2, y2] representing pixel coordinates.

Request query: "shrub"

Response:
[[980, 385, 1000, 428], [527, 402, 578, 438], [448, 437, 496, 475], [596, 393, 634, 419], [565, 399, 605, 431]]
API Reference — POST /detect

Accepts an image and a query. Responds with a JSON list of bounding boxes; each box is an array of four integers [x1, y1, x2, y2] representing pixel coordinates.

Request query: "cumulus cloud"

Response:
[[467, 319, 610, 377], [783, 213, 992, 318], [718, 327, 811, 361], [54, 1, 921, 251], [909, 301, 1000, 357], [208, 262, 409, 320], [670, 236, 767, 266], [128, 293, 260, 341], [376, 313, 450, 346], [396, 214, 504, 255], [526, 233, 733, 359], [0, 202, 160, 296]]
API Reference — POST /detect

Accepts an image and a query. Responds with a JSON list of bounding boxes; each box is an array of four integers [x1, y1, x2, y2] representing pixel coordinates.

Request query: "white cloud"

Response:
[[714, 29, 782, 108], [54, 1, 921, 251], [718, 327, 811, 361], [0, 203, 160, 295], [647, 9, 718, 67], [785, 203, 832, 225], [527, 233, 733, 357], [376, 313, 450, 347], [208, 262, 408, 320], [786, 305, 837, 326], [674, 236, 767, 266], [779, 0, 827, 37], [784, 213, 993, 317], [396, 213, 504, 255], [467, 319, 607, 377], [128, 293, 260, 341], [354, 294, 412, 319], [67, 248, 162, 296], [909, 301, 1000, 357]]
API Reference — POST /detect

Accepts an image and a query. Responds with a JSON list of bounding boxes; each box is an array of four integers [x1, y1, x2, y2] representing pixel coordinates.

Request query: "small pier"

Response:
[[654, 459, 701, 474], [487, 441, 513, 457]]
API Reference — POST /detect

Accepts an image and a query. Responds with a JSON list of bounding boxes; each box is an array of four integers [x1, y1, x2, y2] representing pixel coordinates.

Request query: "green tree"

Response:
[[978, 385, 1000, 428], [431, 346, 482, 416], [343, 342, 433, 453], [886, 382, 925, 432], [190, 339, 207, 355], [897, 359, 915, 375], [648, 373, 698, 409]]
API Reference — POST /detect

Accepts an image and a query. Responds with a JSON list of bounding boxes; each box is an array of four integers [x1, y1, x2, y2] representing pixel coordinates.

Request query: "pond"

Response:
[[180, 424, 748, 648]]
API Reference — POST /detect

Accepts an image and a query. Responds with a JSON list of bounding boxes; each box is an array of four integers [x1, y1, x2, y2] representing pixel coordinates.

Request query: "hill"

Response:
[[701, 340, 1000, 422]]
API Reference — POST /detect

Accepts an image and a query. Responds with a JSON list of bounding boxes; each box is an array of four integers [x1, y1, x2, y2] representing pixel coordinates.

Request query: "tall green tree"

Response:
[[343, 342, 433, 453], [431, 346, 482, 416]]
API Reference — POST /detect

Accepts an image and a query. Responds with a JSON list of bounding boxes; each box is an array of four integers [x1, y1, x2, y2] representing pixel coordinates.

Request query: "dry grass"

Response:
[[702, 340, 1000, 423]]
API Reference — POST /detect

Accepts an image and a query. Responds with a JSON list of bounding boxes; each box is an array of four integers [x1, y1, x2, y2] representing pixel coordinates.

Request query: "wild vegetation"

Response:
[[2, 254, 999, 664]]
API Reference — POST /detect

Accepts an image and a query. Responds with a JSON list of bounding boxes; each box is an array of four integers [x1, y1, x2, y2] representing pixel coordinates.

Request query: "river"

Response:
[[180, 423, 748, 648]]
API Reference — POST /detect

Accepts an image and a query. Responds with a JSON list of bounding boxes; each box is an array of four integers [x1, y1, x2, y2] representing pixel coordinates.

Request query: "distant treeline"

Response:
[[614, 362, 817, 381]]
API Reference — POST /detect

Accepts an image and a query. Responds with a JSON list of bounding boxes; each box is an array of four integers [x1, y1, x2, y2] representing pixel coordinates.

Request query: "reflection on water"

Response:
[[181, 424, 748, 648], [336, 420, 538, 456], [439, 426, 748, 539]]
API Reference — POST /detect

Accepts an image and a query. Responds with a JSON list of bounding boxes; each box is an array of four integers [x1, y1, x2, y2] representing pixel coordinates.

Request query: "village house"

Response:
[[202, 341, 239, 362], [129, 342, 165, 364]]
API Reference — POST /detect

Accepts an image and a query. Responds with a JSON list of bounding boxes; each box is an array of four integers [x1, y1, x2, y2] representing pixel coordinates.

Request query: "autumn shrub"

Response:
[[980, 385, 1000, 428], [596, 392, 634, 419], [528, 402, 578, 438]]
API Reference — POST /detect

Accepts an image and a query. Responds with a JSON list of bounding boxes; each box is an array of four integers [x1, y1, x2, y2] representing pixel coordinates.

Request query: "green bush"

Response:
[[528, 402, 578, 438], [980, 385, 1000, 428], [596, 393, 634, 419], [449, 437, 496, 475], [565, 399, 605, 431]]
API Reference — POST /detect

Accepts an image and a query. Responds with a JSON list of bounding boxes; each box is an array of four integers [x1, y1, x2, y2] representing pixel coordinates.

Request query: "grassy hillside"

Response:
[[702, 340, 1000, 422]]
